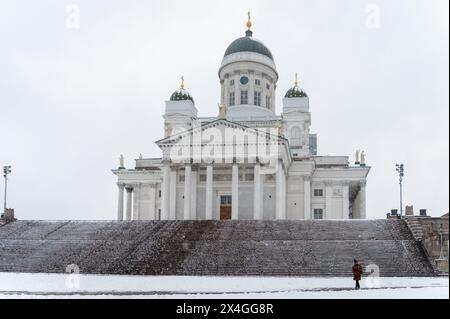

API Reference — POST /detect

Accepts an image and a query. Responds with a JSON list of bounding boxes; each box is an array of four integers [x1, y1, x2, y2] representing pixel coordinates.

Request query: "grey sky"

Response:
[[0, 0, 448, 220]]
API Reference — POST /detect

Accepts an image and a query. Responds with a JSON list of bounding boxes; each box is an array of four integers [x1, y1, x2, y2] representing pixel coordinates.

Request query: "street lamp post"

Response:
[[395, 164, 404, 218], [3, 166, 11, 213]]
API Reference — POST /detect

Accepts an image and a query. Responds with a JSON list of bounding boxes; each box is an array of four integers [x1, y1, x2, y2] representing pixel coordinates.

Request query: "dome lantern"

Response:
[[285, 73, 308, 98], [170, 76, 194, 103]]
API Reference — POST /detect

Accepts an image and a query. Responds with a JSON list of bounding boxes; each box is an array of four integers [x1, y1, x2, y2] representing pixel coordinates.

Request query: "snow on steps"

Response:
[[0, 219, 437, 277]]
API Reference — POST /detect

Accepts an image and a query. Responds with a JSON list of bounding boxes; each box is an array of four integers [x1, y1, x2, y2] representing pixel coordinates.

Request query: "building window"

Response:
[[291, 127, 302, 147], [255, 79, 261, 86], [220, 195, 232, 205], [266, 83, 270, 90], [229, 92, 235, 106], [230, 79, 235, 86], [241, 90, 248, 104], [314, 208, 324, 220], [254, 91, 261, 106], [158, 209, 161, 220], [313, 189, 323, 197], [266, 95, 271, 109], [158, 190, 162, 198]]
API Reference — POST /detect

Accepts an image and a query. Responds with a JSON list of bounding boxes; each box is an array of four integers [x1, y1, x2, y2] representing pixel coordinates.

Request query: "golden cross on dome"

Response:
[[180, 76, 185, 90], [246, 11, 252, 30], [294, 73, 299, 87]]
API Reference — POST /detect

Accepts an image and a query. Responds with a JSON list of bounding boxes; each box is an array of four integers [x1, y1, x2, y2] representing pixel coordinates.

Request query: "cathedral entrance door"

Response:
[[220, 195, 232, 220]]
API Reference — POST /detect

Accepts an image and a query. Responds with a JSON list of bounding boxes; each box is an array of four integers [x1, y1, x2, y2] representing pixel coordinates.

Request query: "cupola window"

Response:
[[291, 127, 301, 147], [241, 90, 248, 104], [266, 95, 271, 109], [254, 92, 261, 106], [255, 79, 261, 86], [240, 76, 249, 85], [229, 92, 235, 106]]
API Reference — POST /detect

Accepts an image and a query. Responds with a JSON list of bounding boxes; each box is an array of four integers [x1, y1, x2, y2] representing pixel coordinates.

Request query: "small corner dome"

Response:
[[224, 30, 274, 61], [285, 86, 308, 98], [170, 89, 194, 103]]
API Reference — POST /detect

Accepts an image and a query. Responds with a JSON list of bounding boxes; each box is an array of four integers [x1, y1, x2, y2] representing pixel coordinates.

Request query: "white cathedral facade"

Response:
[[112, 16, 370, 222]]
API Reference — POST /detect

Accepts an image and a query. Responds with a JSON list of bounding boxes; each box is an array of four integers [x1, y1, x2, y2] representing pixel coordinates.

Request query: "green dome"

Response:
[[224, 30, 274, 61], [285, 87, 308, 98], [170, 89, 194, 103]]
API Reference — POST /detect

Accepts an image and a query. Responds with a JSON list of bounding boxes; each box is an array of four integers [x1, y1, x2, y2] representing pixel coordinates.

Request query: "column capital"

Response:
[[303, 176, 312, 182], [117, 182, 126, 188], [360, 180, 367, 187]]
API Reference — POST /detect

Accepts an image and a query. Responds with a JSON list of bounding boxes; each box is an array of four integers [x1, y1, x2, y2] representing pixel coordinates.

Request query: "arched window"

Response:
[[291, 127, 302, 147]]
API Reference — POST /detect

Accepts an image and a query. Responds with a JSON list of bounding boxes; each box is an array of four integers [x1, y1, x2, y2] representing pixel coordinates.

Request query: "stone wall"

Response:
[[410, 216, 449, 274]]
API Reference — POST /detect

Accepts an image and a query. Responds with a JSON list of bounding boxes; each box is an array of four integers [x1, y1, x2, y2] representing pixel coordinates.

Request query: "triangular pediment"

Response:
[[156, 119, 286, 146]]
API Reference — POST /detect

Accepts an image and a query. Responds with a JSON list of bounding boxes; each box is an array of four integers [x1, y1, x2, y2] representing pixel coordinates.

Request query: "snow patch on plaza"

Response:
[[0, 273, 447, 299]]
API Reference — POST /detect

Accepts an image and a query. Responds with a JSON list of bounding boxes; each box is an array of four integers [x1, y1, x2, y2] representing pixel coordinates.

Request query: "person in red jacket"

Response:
[[352, 259, 363, 290]]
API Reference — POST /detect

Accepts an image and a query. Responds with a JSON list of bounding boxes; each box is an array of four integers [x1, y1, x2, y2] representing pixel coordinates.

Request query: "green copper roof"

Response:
[[285, 87, 308, 98], [224, 30, 274, 61], [170, 89, 194, 103]]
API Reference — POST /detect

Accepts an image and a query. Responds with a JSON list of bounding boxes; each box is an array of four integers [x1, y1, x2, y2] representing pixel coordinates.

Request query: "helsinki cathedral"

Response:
[[113, 14, 370, 222]]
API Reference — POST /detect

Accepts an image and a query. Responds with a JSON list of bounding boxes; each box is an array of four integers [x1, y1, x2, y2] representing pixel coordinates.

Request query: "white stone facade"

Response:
[[112, 22, 370, 221]]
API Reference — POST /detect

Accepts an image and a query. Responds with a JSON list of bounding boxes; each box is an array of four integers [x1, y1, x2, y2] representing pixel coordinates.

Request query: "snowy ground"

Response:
[[0, 273, 448, 299]]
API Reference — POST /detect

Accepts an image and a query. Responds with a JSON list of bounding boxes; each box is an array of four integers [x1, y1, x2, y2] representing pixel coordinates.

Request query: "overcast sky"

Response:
[[0, 0, 448, 220]]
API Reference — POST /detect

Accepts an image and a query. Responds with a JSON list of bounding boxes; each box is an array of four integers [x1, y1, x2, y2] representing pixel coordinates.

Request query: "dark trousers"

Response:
[[355, 280, 360, 290]]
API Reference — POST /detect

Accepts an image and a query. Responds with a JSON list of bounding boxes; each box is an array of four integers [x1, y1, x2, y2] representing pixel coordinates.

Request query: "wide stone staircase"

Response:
[[0, 219, 436, 277]]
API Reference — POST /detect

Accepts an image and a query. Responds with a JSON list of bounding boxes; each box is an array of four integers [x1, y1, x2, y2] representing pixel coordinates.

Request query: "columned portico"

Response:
[[342, 182, 350, 219], [183, 165, 192, 220], [303, 177, 311, 220], [232, 163, 239, 220], [253, 163, 262, 220], [359, 181, 367, 219], [325, 182, 333, 219], [133, 183, 141, 220], [117, 183, 125, 221], [161, 163, 171, 220], [205, 165, 213, 220], [149, 183, 157, 220], [276, 161, 286, 219], [190, 169, 197, 220], [125, 187, 133, 221], [169, 168, 177, 220]]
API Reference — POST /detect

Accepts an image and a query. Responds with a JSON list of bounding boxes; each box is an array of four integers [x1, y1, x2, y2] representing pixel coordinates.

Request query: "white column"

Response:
[[183, 165, 192, 220], [190, 169, 197, 220], [303, 177, 311, 220], [232, 164, 239, 220], [352, 192, 360, 219], [149, 183, 157, 220], [253, 163, 263, 220], [161, 164, 171, 220], [205, 165, 213, 220], [276, 161, 285, 219], [282, 170, 286, 219], [325, 182, 333, 220], [359, 181, 367, 219], [169, 168, 177, 220], [133, 183, 141, 220], [342, 182, 350, 220], [125, 187, 133, 221], [117, 183, 125, 221]]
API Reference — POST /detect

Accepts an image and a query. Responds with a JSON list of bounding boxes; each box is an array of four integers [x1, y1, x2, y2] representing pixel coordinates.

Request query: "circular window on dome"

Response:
[[240, 76, 249, 85]]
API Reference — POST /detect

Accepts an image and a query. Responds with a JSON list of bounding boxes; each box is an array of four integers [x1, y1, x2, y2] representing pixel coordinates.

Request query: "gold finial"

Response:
[[180, 76, 185, 90], [294, 73, 299, 87], [246, 11, 252, 30]]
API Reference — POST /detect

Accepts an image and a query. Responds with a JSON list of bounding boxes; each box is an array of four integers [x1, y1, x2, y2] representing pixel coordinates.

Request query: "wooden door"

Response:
[[220, 206, 232, 220]]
